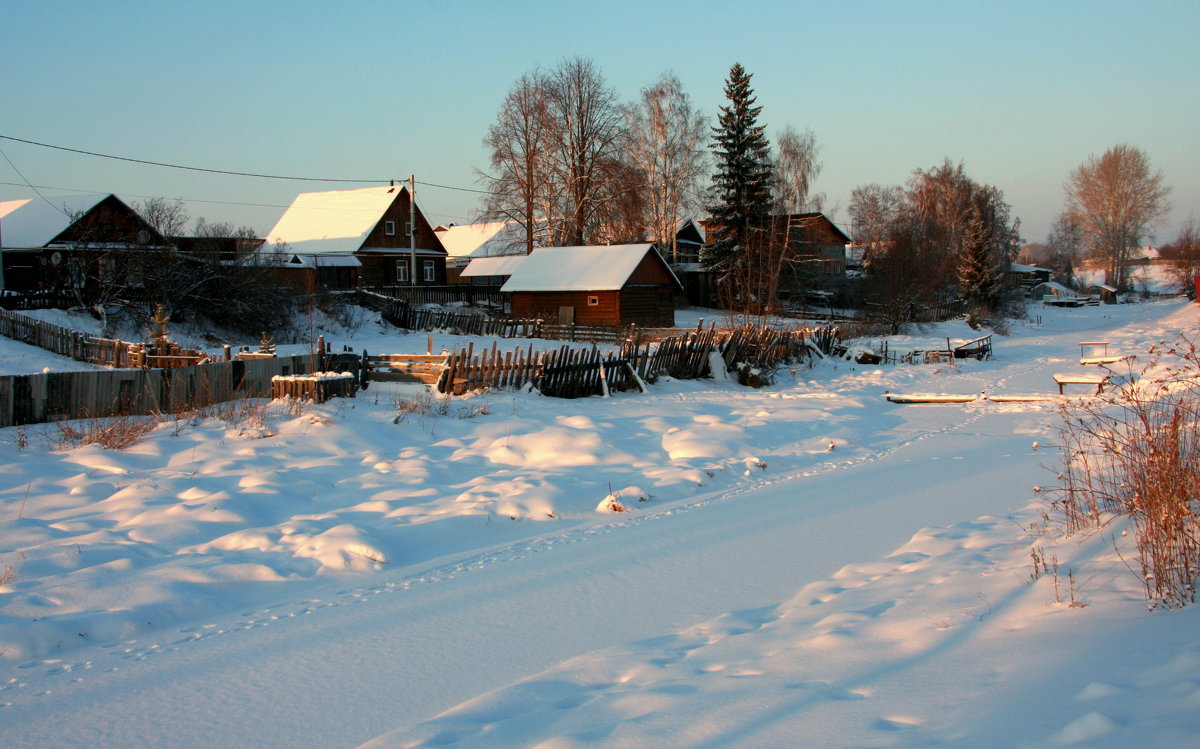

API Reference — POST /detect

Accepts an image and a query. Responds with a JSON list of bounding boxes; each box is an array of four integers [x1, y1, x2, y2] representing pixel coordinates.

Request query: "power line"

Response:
[[0, 146, 69, 216], [0, 133, 491, 195], [0, 179, 472, 224], [0, 134, 388, 183]]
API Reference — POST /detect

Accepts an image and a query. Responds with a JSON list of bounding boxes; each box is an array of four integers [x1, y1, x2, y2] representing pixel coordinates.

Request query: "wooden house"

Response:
[[262, 185, 446, 292], [1005, 263, 1052, 290], [0, 193, 170, 296], [768, 212, 851, 286], [501, 244, 681, 327]]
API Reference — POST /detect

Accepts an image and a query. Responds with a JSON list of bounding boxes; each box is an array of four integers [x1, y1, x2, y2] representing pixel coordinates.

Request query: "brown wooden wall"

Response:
[[627, 251, 677, 286], [353, 186, 447, 287], [510, 286, 674, 327], [511, 290, 619, 326], [357, 254, 446, 287], [359, 187, 444, 253], [53, 195, 166, 246], [619, 287, 676, 327]]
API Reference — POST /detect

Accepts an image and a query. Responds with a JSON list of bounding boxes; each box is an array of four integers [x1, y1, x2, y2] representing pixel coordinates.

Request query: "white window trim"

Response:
[[384, 220, 396, 236], [397, 261, 409, 282], [423, 259, 436, 282]]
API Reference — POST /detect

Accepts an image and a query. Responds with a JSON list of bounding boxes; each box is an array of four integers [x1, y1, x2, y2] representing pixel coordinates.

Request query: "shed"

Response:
[[501, 244, 682, 327], [434, 221, 527, 282], [1089, 283, 1119, 304], [1031, 281, 1076, 301], [460, 254, 527, 286]]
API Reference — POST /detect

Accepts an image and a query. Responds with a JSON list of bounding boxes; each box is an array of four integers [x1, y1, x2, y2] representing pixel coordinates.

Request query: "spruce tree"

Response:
[[706, 63, 774, 282], [957, 203, 995, 316]]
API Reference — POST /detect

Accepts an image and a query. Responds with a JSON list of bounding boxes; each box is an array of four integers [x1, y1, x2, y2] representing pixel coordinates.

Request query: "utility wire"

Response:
[[0, 145, 69, 216], [0, 179, 470, 223], [0, 133, 490, 194]]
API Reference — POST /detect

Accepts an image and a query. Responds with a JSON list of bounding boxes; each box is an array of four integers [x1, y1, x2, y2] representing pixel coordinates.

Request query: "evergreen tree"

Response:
[[957, 203, 995, 315], [706, 64, 774, 289]]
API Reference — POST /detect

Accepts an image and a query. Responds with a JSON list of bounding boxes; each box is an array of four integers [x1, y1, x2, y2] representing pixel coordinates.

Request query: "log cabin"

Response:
[[501, 244, 681, 327]]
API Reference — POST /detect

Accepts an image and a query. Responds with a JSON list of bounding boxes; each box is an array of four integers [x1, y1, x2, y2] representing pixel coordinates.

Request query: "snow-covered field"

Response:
[[0, 299, 1197, 748]]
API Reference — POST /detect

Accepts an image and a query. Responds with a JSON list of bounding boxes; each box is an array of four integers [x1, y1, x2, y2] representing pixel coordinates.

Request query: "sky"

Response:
[[2, 0, 1197, 245]]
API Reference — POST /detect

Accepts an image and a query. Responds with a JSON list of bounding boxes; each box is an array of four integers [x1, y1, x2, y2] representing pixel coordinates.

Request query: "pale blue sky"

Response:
[[2, 0, 1196, 244]]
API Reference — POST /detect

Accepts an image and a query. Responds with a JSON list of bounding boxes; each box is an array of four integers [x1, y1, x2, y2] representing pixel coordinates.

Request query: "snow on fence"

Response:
[[0, 355, 317, 428]]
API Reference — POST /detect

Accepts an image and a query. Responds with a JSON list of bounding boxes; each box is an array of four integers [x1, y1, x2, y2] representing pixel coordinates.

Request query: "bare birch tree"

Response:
[[136, 197, 190, 239], [479, 71, 552, 254], [1064, 144, 1171, 291], [624, 72, 709, 261], [544, 57, 626, 246], [480, 59, 627, 249], [1160, 217, 1199, 296], [772, 126, 823, 215], [848, 183, 901, 269]]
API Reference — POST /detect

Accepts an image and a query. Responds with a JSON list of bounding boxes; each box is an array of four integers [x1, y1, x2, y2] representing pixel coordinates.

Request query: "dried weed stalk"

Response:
[[1040, 333, 1200, 609]]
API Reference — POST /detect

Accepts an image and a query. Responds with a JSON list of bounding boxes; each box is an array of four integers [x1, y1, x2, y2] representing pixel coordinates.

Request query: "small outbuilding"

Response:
[[1088, 283, 1119, 304], [1031, 280, 1077, 303], [501, 244, 681, 327]]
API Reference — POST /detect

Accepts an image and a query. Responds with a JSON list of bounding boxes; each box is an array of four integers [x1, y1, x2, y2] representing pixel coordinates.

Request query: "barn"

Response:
[[501, 244, 681, 327]]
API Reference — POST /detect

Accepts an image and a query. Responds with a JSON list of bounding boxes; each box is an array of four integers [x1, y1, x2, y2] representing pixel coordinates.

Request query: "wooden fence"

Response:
[[362, 284, 504, 309], [436, 324, 830, 397], [0, 355, 316, 428], [0, 291, 77, 311], [0, 307, 210, 369]]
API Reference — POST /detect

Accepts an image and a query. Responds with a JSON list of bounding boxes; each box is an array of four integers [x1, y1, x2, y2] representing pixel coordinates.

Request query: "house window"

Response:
[[397, 261, 409, 283], [587, 295, 599, 306], [384, 221, 396, 236], [423, 259, 436, 282]]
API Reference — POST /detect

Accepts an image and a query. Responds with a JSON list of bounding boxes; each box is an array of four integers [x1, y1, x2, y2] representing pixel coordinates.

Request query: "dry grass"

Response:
[[1040, 333, 1200, 609], [52, 412, 163, 451]]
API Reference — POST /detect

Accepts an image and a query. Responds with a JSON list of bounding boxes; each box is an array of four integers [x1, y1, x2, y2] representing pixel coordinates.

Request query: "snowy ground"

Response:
[[0, 299, 1197, 748]]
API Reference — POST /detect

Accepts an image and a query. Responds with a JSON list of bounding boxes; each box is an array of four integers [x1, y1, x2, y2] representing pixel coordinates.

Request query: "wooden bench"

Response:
[[1078, 341, 1109, 357], [954, 335, 992, 360], [1080, 355, 1131, 366], [1053, 372, 1110, 394]]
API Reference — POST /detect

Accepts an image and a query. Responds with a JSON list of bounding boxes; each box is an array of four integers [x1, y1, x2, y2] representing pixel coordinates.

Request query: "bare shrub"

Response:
[[52, 413, 162, 451], [1041, 333, 1200, 609], [393, 389, 450, 423]]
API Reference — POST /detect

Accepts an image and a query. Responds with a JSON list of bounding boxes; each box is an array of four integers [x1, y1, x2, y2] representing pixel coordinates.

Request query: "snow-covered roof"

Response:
[[1032, 281, 1074, 295], [460, 254, 528, 278], [501, 244, 678, 293], [435, 222, 527, 259], [0, 194, 114, 248], [263, 185, 426, 254], [1009, 263, 1050, 273], [284, 254, 362, 269]]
